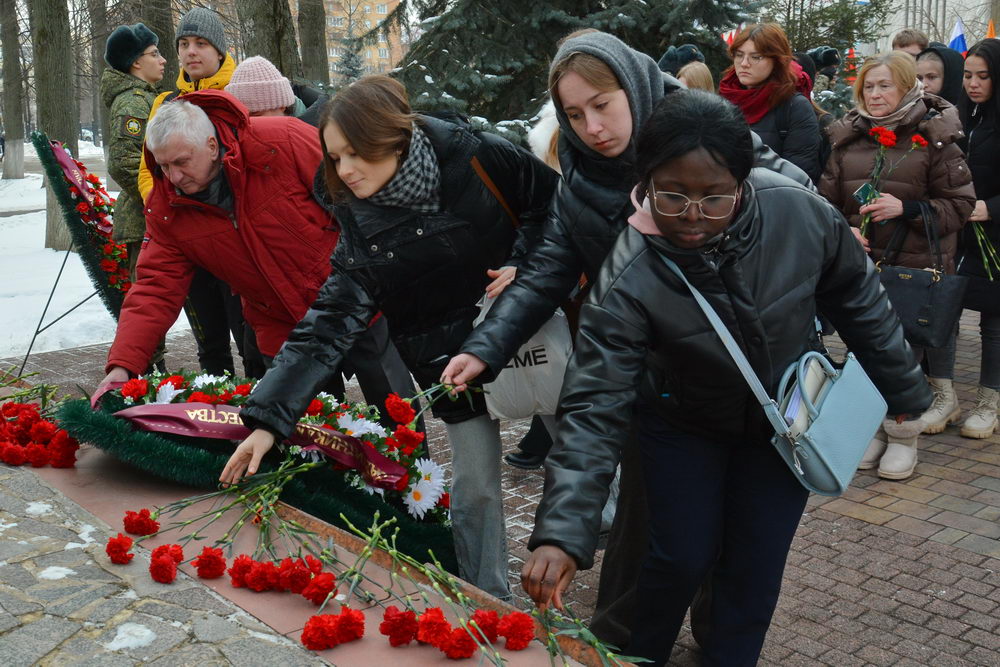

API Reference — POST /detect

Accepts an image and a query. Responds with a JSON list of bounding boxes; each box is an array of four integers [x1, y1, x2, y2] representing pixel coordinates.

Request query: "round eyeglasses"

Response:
[[648, 182, 740, 220]]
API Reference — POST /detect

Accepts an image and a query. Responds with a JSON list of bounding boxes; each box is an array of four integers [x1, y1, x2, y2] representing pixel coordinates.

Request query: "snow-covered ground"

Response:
[[0, 175, 189, 360]]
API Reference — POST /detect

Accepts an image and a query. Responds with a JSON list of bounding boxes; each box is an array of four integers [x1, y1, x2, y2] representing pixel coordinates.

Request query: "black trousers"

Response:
[[629, 408, 809, 666], [184, 268, 250, 377]]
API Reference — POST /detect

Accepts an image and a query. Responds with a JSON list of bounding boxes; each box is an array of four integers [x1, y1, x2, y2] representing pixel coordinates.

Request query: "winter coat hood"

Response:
[[176, 53, 237, 93], [100, 67, 157, 109], [960, 39, 1000, 126], [918, 42, 965, 105]]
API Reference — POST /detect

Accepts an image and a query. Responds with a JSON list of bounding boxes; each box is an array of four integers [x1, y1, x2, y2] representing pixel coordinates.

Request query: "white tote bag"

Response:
[[473, 296, 573, 420]]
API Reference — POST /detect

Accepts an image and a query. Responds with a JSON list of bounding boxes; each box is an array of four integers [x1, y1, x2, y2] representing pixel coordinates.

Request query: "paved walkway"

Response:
[[3, 309, 1000, 665]]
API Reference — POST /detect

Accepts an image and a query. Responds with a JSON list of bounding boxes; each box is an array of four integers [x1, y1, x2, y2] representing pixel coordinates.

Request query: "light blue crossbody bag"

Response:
[[657, 253, 887, 496]]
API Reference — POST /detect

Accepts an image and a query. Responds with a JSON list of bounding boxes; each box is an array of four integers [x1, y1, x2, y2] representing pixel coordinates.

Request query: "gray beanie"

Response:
[[176, 7, 227, 57], [550, 31, 679, 164], [105, 23, 158, 73]]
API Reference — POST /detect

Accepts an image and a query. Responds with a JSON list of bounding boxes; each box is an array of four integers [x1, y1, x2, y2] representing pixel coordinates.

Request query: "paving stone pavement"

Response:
[[0, 464, 325, 666], [3, 309, 1000, 665]]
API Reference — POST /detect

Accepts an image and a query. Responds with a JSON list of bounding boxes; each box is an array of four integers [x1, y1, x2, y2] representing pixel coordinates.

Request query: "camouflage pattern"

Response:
[[100, 67, 158, 243]]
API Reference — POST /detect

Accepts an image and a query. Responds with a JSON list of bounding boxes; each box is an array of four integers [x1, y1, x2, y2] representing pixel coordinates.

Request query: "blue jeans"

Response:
[[629, 409, 809, 666]]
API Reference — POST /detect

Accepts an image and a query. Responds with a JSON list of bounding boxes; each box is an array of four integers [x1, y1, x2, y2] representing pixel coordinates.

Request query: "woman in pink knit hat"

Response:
[[226, 55, 303, 117]]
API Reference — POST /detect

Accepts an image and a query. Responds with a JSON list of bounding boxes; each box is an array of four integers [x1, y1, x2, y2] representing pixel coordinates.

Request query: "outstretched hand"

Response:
[[440, 353, 487, 394], [521, 545, 577, 612], [220, 429, 276, 486]]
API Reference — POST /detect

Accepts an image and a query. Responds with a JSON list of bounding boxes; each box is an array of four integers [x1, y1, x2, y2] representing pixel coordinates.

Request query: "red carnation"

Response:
[[28, 420, 57, 444], [301, 572, 336, 605], [379, 605, 418, 647], [470, 609, 499, 643], [99, 259, 117, 272], [228, 554, 255, 588], [149, 554, 177, 583], [24, 444, 50, 468], [912, 133, 928, 148], [245, 560, 280, 592], [234, 383, 253, 396], [103, 243, 115, 255], [301, 614, 338, 650], [437, 492, 450, 509], [384, 393, 416, 425], [417, 607, 452, 648], [123, 508, 159, 535], [157, 375, 187, 390], [393, 425, 425, 448], [1, 444, 27, 466], [186, 391, 215, 404], [120, 378, 149, 400], [305, 399, 324, 416], [497, 611, 534, 650], [87, 172, 100, 184], [278, 558, 313, 594], [192, 547, 227, 579], [394, 473, 410, 492], [76, 202, 89, 214], [105, 533, 134, 564], [442, 626, 478, 659], [305, 554, 324, 575], [151, 543, 183, 564], [335, 607, 365, 644]]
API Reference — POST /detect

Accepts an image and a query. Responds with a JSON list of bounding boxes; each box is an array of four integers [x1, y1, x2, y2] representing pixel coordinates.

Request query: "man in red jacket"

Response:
[[100, 90, 413, 412]]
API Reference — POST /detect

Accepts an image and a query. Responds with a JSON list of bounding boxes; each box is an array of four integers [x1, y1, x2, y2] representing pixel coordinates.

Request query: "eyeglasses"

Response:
[[648, 182, 740, 219], [141, 49, 162, 59], [733, 51, 766, 65]]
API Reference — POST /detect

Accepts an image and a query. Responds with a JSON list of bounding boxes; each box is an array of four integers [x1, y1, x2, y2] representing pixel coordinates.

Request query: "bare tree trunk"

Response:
[[142, 0, 178, 93], [297, 0, 328, 85], [29, 0, 78, 251], [1, 0, 25, 179], [88, 0, 108, 148], [236, 0, 303, 79]]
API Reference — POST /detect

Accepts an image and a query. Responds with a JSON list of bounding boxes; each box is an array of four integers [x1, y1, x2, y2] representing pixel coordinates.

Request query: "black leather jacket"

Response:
[[460, 132, 816, 381], [530, 169, 932, 569], [241, 114, 558, 435]]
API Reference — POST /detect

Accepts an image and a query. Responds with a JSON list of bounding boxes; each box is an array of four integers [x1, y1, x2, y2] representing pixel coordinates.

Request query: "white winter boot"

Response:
[[961, 386, 1000, 439], [919, 377, 961, 434], [858, 428, 887, 470], [879, 418, 922, 480]]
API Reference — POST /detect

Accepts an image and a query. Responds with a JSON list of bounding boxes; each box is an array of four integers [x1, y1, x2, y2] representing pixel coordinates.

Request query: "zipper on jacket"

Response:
[[967, 105, 983, 157], [228, 213, 238, 230]]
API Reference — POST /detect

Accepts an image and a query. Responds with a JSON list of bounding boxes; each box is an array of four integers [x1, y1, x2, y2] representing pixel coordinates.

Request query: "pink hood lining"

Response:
[[627, 185, 664, 236]]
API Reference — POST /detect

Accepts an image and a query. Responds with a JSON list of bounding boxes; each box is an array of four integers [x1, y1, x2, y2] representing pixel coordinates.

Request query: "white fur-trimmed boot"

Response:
[[858, 428, 887, 470], [879, 418, 922, 480], [961, 386, 1000, 439], [919, 377, 961, 434]]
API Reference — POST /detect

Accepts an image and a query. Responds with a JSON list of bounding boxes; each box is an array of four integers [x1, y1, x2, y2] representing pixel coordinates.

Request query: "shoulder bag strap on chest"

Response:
[[470, 156, 519, 228]]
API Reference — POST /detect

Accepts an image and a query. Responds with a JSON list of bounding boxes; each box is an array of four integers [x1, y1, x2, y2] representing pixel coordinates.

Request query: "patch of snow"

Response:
[[0, 209, 189, 358], [0, 173, 46, 213], [102, 623, 157, 651], [424, 74, 435, 84], [247, 630, 285, 645], [0, 519, 18, 532], [38, 566, 77, 580], [25, 501, 53, 516], [115, 589, 139, 600]]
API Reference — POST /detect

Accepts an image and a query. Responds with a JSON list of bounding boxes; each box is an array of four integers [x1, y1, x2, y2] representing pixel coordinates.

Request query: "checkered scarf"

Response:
[[366, 124, 441, 213]]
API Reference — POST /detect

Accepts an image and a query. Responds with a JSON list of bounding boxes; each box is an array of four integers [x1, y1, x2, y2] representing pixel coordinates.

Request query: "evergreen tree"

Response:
[[387, 0, 751, 122]]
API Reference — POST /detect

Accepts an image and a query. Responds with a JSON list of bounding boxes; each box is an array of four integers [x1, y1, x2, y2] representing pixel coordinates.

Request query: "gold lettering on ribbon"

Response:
[[184, 408, 243, 425]]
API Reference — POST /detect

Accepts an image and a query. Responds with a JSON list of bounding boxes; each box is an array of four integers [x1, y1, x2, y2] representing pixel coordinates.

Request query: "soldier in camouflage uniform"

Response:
[[101, 23, 166, 368], [101, 23, 165, 273]]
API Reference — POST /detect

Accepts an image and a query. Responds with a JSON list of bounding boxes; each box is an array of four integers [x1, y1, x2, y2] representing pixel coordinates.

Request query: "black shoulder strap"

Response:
[[776, 95, 793, 151]]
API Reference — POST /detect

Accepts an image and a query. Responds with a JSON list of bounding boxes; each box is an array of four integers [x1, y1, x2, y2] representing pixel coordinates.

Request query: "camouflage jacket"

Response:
[[100, 68, 158, 243]]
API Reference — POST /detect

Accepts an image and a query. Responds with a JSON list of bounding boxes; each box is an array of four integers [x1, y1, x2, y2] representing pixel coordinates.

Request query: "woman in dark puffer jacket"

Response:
[[220, 76, 559, 600], [719, 23, 822, 182], [520, 90, 930, 667]]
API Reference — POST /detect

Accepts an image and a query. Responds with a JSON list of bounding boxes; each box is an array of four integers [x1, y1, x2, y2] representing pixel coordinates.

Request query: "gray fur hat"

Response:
[[176, 7, 227, 57]]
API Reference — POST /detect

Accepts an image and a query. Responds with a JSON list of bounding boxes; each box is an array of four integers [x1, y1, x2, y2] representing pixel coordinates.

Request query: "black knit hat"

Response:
[[657, 44, 705, 75], [806, 46, 841, 69], [104, 23, 158, 73]]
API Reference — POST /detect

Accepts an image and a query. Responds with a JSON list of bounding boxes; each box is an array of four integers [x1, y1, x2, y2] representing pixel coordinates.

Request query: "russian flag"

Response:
[[948, 18, 968, 56]]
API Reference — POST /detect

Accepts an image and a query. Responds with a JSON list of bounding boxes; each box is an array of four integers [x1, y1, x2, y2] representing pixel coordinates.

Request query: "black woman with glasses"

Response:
[[519, 90, 930, 665]]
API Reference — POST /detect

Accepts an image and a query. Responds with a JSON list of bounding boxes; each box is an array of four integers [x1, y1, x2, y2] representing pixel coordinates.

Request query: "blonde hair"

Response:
[[677, 61, 715, 92], [854, 52, 918, 111]]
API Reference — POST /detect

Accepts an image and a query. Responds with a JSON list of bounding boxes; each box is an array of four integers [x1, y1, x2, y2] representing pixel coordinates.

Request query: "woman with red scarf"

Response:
[[720, 23, 822, 182]]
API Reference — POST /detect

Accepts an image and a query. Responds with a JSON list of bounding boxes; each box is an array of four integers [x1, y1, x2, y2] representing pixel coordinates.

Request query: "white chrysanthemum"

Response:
[[192, 373, 224, 388], [153, 383, 185, 404], [403, 479, 439, 519], [336, 414, 387, 438], [316, 391, 336, 401], [414, 458, 446, 497]]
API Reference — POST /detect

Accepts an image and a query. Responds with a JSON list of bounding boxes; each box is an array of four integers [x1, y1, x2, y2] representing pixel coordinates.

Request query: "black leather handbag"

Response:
[[876, 202, 968, 349]]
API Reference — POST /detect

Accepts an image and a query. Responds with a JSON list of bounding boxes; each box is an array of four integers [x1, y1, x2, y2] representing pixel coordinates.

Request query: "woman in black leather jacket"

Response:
[[443, 29, 814, 648], [220, 75, 558, 599], [520, 90, 931, 666]]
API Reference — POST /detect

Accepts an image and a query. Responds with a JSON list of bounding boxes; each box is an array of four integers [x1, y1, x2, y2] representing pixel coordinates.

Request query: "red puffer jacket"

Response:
[[107, 89, 337, 374]]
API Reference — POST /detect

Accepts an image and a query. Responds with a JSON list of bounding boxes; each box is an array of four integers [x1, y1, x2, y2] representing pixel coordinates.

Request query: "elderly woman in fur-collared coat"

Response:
[[820, 50, 975, 481]]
